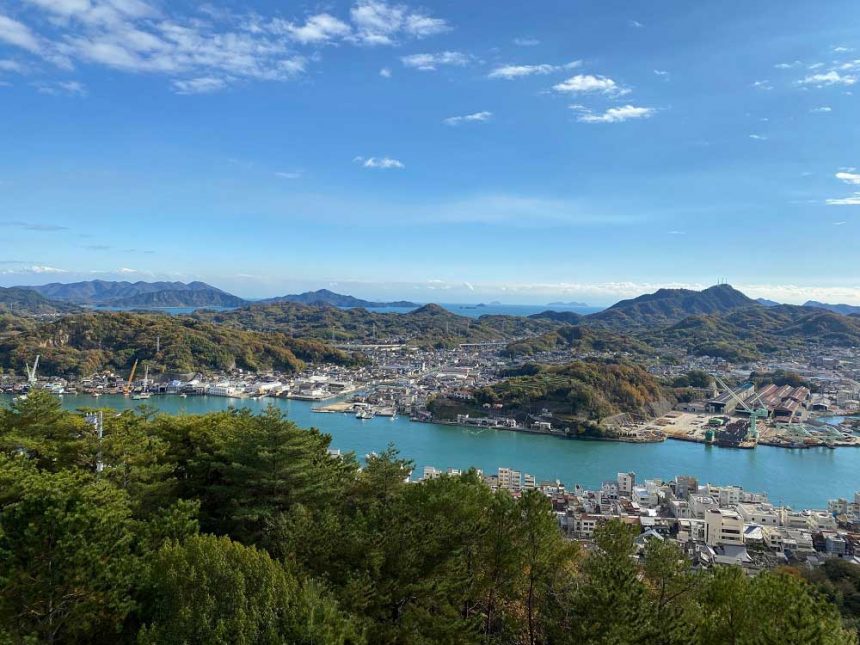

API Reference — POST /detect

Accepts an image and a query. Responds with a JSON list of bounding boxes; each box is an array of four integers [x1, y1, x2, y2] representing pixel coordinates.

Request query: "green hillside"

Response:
[[0, 312, 360, 376]]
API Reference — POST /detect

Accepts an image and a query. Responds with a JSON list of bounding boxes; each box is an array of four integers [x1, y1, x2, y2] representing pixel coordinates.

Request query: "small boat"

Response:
[[132, 392, 152, 400], [356, 410, 375, 420], [179, 393, 188, 399]]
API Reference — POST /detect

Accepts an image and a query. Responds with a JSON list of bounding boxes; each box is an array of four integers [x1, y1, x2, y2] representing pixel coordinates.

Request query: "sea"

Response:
[[88, 303, 605, 318], [6, 393, 858, 510]]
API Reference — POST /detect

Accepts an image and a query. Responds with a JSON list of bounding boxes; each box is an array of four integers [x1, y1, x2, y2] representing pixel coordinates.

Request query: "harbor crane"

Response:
[[124, 359, 139, 397], [26, 355, 40, 385], [712, 374, 769, 439]]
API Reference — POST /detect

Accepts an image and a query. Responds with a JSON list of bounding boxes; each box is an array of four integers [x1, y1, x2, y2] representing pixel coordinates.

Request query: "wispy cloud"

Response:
[[4, 1, 450, 93], [0, 220, 68, 231], [276, 13, 351, 45], [401, 51, 470, 71], [828, 193, 860, 206], [837, 171, 860, 185], [553, 74, 629, 96], [443, 111, 492, 126], [350, 0, 449, 45], [574, 104, 655, 123], [488, 60, 580, 79], [811, 106, 832, 113], [799, 70, 857, 87], [379, 66, 391, 78], [827, 171, 860, 205], [0, 59, 25, 73], [354, 155, 405, 169], [275, 171, 302, 180], [513, 37, 540, 47], [0, 264, 67, 275], [172, 77, 230, 95], [749, 134, 768, 141], [0, 13, 43, 54], [33, 79, 86, 95]]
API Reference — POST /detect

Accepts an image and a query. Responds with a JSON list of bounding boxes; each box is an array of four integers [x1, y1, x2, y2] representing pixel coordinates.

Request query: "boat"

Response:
[[132, 392, 152, 400], [356, 410, 375, 420]]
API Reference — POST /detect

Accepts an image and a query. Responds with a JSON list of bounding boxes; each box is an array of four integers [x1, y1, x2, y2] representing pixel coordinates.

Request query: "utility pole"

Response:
[[86, 411, 105, 473]]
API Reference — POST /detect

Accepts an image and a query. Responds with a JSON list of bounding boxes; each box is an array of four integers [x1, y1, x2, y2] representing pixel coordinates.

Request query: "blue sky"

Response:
[[1, 0, 859, 305]]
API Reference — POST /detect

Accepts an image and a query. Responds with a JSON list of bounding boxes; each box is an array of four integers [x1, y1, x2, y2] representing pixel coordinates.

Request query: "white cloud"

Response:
[[6, 1, 450, 93], [513, 37, 539, 46], [172, 76, 229, 94], [354, 156, 405, 169], [379, 66, 391, 77], [575, 104, 655, 123], [836, 171, 860, 185], [0, 59, 25, 73], [118, 267, 139, 273], [34, 79, 86, 95], [799, 70, 857, 87], [401, 51, 469, 71], [350, 0, 448, 45], [488, 60, 580, 79], [811, 106, 832, 113], [752, 80, 773, 90], [826, 194, 860, 205], [443, 110, 492, 126], [275, 171, 302, 180], [27, 265, 67, 274], [775, 60, 803, 69], [0, 13, 43, 54], [833, 46, 852, 53], [749, 134, 767, 140], [629, 20, 644, 28], [278, 13, 351, 45], [653, 69, 669, 77], [553, 73, 629, 95]]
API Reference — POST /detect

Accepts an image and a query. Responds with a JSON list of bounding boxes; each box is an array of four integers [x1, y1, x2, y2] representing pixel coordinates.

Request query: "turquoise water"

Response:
[[8, 394, 858, 509]]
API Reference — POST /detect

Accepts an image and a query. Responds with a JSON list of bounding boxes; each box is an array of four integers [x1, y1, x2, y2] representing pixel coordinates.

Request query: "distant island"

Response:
[[9, 282, 420, 312], [547, 301, 589, 307], [257, 289, 419, 309]]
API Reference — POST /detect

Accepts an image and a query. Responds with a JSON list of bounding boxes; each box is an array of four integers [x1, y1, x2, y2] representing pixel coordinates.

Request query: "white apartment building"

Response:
[[617, 472, 636, 496], [705, 509, 745, 547], [736, 503, 779, 526]]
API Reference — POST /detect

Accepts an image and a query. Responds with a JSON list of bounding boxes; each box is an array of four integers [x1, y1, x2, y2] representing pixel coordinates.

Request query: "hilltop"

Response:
[[0, 287, 80, 316], [643, 304, 860, 361], [430, 360, 672, 436], [0, 311, 360, 377], [20, 280, 247, 308], [195, 301, 554, 348], [588, 284, 758, 329], [505, 324, 654, 359], [804, 300, 860, 316], [258, 288, 419, 308]]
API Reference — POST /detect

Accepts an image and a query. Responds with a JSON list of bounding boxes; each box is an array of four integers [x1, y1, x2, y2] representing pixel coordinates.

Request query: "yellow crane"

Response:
[[124, 359, 139, 397]]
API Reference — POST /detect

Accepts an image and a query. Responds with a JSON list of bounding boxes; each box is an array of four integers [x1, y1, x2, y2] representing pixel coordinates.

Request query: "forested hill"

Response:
[[106, 287, 247, 308], [587, 284, 759, 329], [258, 288, 419, 308], [195, 301, 555, 347], [505, 325, 654, 358], [643, 304, 860, 361], [0, 287, 79, 316], [0, 311, 360, 376], [429, 360, 672, 432], [0, 395, 853, 643], [22, 279, 245, 307]]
